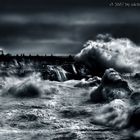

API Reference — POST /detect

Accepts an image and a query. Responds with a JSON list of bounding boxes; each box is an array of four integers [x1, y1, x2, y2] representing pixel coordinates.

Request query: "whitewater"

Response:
[[0, 72, 118, 140], [0, 35, 140, 139]]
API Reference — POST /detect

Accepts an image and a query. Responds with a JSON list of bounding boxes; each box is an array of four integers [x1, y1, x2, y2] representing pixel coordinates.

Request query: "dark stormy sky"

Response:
[[0, 0, 140, 55]]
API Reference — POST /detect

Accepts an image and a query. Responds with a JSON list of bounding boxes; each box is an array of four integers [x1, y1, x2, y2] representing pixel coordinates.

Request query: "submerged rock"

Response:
[[90, 68, 132, 102], [14, 114, 38, 122], [60, 107, 92, 118]]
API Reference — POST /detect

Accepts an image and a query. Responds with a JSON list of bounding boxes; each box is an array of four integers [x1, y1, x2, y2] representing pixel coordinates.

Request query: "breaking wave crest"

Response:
[[91, 99, 130, 129], [1, 72, 61, 98], [76, 34, 140, 73]]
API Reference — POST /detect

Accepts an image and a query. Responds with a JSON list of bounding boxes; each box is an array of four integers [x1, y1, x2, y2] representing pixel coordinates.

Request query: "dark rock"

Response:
[[130, 91, 140, 105], [102, 68, 131, 90], [134, 73, 140, 79], [90, 68, 132, 102], [128, 107, 140, 129], [102, 68, 122, 85], [90, 86, 105, 103]]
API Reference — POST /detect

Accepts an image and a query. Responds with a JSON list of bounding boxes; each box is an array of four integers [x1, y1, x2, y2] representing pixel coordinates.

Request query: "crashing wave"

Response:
[[90, 99, 130, 129], [75, 35, 140, 74]]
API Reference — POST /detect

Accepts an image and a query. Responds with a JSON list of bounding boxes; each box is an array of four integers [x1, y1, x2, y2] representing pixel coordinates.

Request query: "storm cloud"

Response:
[[0, 0, 140, 55]]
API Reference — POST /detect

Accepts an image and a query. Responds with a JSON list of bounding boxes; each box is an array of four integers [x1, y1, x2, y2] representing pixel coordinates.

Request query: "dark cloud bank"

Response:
[[0, 0, 140, 55]]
